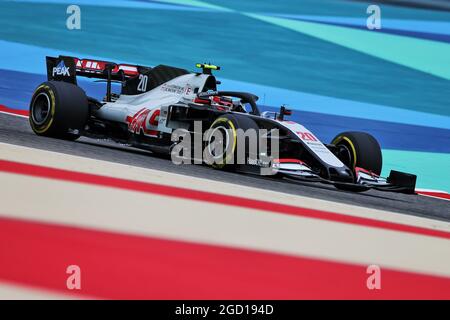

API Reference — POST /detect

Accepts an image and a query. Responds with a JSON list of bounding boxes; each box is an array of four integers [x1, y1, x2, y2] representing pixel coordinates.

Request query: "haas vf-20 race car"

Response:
[[29, 56, 417, 193]]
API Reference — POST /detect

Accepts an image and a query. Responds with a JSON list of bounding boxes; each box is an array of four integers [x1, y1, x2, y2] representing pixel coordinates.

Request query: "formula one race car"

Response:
[[28, 56, 417, 193]]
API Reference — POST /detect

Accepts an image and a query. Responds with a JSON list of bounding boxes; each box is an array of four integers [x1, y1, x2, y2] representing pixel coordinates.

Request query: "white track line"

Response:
[[0, 111, 28, 119], [1, 142, 449, 233], [418, 194, 450, 201]]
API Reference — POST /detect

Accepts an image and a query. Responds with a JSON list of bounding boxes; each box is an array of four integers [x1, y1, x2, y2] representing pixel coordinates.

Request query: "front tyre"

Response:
[[204, 114, 260, 169], [331, 131, 382, 175], [29, 81, 89, 140]]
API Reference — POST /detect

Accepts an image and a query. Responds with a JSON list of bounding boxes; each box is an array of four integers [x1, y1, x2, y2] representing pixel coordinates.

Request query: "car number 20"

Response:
[[137, 74, 148, 92]]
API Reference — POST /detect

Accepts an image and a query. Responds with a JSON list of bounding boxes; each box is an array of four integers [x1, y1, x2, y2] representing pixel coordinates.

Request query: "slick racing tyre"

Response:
[[205, 114, 260, 169], [331, 131, 382, 175], [29, 81, 89, 140]]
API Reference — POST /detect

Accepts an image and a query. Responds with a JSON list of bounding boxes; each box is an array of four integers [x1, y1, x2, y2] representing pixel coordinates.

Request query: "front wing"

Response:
[[273, 160, 417, 194]]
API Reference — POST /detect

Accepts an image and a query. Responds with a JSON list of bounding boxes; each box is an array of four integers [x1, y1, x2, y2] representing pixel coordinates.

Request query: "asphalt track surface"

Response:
[[1, 112, 449, 222]]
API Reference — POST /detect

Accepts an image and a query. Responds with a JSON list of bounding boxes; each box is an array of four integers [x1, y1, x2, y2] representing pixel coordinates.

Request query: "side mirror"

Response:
[[277, 105, 292, 121]]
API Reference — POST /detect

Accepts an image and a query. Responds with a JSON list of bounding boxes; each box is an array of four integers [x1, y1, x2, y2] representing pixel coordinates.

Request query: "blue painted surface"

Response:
[[6, 0, 212, 11], [0, 40, 449, 130], [270, 15, 450, 43], [270, 15, 450, 35]]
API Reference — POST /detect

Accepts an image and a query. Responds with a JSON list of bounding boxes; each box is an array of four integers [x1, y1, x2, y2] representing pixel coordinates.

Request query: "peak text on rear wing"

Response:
[[46, 55, 149, 83]]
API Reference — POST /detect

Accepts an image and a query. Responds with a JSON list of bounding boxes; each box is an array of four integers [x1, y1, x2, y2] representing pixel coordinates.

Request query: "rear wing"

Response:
[[46, 55, 151, 101], [45, 56, 192, 101], [46, 55, 149, 83]]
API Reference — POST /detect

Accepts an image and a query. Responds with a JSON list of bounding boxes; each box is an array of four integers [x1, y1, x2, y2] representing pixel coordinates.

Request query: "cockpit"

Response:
[[193, 91, 260, 115]]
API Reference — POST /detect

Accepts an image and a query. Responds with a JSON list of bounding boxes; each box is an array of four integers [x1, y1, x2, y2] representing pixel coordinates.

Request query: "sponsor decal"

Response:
[[75, 59, 105, 71], [52, 60, 70, 77], [74, 58, 138, 76], [247, 157, 271, 167], [197, 90, 219, 98], [277, 121, 344, 167], [161, 84, 184, 94], [126, 108, 160, 137], [296, 131, 318, 142], [127, 108, 151, 134]]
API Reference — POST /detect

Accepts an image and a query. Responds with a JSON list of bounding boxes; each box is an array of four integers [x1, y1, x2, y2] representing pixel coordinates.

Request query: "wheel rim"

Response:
[[207, 126, 230, 161], [31, 92, 51, 125]]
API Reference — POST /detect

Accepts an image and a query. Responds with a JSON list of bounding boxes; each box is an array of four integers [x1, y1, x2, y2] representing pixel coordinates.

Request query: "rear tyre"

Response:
[[331, 131, 382, 175], [29, 81, 89, 140]]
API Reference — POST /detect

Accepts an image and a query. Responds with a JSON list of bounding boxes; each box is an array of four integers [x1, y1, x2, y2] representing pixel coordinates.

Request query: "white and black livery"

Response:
[[29, 55, 417, 193]]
